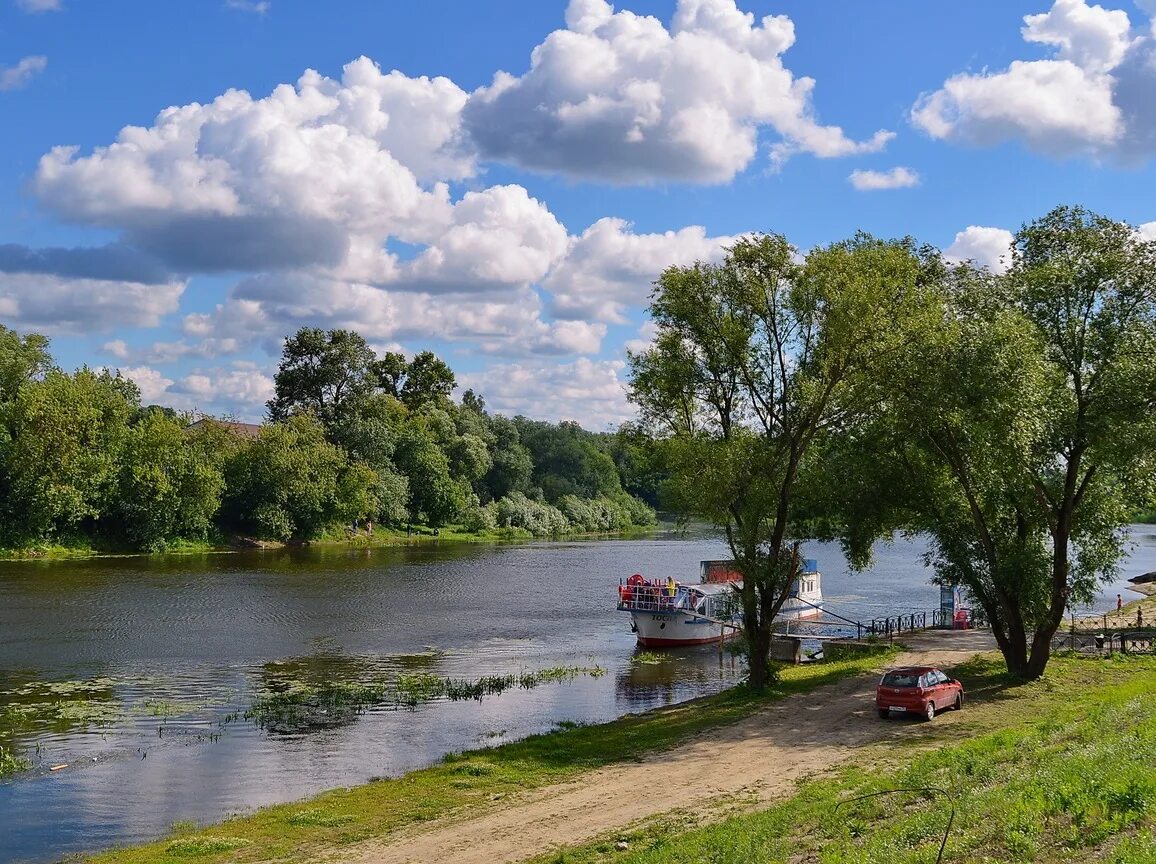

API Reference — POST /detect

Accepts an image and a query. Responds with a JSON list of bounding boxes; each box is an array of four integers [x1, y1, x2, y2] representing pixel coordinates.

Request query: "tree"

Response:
[[842, 207, 1156, 679], [222, 414, 374, 542], [114, 411, 225, 551], [399, 350, 456, 410], [481, 415, 533, 502], [515, 418, 621, 502], [629, 233, 928, 690], [267, 328, 379, 428], [1, 368, 137, 543], [0, 325, 53, 406], [393, 422, 464, 527]]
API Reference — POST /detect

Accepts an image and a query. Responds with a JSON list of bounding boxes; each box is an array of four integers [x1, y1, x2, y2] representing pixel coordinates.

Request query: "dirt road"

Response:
[[342, 629, 996, 864]]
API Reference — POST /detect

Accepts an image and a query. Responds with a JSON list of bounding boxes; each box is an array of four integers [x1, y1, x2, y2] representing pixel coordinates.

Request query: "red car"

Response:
[[875, 666, 964, 721]]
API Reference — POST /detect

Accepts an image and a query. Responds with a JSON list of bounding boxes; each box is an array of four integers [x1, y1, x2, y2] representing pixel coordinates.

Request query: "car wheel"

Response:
[[924, 701, 936, 721], [878, 709, 889, 719], [954, 692, 963, 711]]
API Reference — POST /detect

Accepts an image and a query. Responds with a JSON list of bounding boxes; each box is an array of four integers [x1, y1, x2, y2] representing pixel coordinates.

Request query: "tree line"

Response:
[[0, 326, 657, 554], [631, 205, 1156, 685]]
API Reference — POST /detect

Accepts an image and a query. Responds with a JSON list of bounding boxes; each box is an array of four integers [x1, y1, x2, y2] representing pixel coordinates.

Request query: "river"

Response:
[[2, 526, 1155, 864]]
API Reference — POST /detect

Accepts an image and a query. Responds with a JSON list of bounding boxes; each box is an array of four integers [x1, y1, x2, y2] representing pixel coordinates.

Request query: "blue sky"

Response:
[[2, 0, 1155, 426]]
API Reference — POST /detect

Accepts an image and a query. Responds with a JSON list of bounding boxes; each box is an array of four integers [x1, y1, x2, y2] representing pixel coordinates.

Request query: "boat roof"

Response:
[[689, 582, 737, 595]]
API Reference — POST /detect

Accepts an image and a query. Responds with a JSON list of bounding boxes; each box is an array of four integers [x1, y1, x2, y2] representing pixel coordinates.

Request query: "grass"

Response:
[[83, 650, 894, 864], [529, 652, 1156, 864], [0, 744, 31, 777]]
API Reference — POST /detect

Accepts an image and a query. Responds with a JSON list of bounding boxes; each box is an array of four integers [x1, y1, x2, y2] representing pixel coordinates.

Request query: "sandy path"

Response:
[[340, 630, 996, 864]]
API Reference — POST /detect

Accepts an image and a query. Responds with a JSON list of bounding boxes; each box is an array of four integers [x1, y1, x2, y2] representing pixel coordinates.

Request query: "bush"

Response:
[[459, 494, 497, 533], [495, 492, 570, 536]]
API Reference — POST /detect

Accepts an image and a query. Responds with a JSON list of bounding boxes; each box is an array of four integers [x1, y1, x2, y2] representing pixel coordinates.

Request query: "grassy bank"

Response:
[[0, 523, 664, 563], [534, 653, 1156, 864], [84, 650, 893, 864]]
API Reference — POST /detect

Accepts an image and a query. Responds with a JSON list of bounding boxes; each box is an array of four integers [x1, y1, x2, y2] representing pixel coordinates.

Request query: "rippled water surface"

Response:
[[2, 527, 1154, 863]]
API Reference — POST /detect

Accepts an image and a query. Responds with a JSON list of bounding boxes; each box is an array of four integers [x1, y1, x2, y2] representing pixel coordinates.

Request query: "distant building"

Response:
[[185, 418, 263, 439]]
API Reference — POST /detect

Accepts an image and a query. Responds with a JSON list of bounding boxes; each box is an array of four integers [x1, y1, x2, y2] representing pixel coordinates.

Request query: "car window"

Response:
[[881, 672, 920, 687], [931, 671, 946, 685]]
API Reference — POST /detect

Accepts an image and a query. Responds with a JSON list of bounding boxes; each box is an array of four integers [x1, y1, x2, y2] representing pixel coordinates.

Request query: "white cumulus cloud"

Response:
[[848, 166, 920, 191], [459, 357, 633, 428], [944, 226, 1015, 273], [542, 218, 732, 322], [463, 0, 892, 184], [912, 0, 1156, 162]]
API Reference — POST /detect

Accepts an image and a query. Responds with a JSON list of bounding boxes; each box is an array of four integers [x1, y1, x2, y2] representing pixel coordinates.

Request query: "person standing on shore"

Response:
[[1118, 594, 1123, 612]]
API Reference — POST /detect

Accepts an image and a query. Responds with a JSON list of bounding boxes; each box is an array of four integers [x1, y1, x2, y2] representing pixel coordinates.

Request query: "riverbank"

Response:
[[82, 647, 897, 864], [83, 631, 1156, 864], [0, 523, 662, 563]]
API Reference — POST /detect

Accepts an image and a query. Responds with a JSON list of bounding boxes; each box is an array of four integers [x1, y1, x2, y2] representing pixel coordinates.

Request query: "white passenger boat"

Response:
[[617, 559, 824, 648]]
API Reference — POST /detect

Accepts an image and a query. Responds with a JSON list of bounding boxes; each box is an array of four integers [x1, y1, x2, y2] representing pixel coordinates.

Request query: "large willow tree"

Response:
[[629, 233, 932, 690], [835, 206, 1156, 680]]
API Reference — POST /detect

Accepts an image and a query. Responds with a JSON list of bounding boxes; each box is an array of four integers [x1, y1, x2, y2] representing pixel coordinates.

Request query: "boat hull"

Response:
[[631, 611, 739, 647]]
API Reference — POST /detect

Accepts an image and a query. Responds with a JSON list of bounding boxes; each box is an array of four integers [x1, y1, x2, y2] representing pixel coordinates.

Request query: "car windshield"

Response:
[[881, 672, 921, 688]]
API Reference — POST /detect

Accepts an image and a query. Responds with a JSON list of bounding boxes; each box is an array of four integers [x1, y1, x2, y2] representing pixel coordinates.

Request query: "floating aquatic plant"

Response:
[[246, 665, 606, 734]]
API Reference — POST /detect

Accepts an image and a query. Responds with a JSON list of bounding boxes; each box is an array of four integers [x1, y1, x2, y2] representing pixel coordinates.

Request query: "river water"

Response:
[[2, 526, 1155, 864]]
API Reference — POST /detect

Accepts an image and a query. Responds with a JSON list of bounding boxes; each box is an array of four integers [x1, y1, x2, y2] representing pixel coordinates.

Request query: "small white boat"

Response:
[[617, 559, 824, 648]]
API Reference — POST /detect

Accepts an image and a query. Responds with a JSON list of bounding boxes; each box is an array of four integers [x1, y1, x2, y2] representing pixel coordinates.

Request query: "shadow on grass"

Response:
[[945, 656, 1029, 706]]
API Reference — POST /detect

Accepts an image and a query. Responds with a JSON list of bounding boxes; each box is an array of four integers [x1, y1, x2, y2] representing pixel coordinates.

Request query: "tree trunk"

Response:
[[747, 620, 772, 692]]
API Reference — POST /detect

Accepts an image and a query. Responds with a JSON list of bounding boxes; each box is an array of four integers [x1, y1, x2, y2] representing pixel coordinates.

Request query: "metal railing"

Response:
[[1052, 627, 1156, 655]]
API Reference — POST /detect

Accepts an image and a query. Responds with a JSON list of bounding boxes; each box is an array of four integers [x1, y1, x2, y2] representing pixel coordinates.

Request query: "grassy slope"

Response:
[[84, 652, 893, 864], [534, 653, 1156, 864]]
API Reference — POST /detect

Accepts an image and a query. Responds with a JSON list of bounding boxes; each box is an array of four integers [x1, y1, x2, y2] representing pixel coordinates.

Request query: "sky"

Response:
[[2, 0, 1156, 429]]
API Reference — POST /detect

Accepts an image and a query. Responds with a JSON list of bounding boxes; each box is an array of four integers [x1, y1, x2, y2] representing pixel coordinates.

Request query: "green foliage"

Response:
[[495, 491, 570, 536], [629, 232, 929, 690], [515, 418, 622, 502], [459, 493, 498, 533], [393, 422, 464, 527], [266, 328, 379, 427], [114, 411, 225, 551], [222, 415, 372, 542], [1, 367, 137, 543], [0, 324, 53, 405], [482, 415, 533, 502], [399, 350, 456, 410], [837, 206, 1156, 679]]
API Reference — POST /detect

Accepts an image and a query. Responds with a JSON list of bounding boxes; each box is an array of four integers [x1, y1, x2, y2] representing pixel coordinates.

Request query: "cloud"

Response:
[[944, 226, 1015, 273], [623, 320, 659, 354], [118, 366, 175, 405], [103, 339, 130, 360], [392, 185, 569, 293], [1, 56, 47, 91], [0, 242, 173, 283], [0, 273, 184, 333], [120, 361, 275, 419], [225, 0, 269, 13], [459, 357, 632, 428], [15, 0, 61, 12], [33, 56, 469, 245], [912, 0, 1156, 162], [542, 217, 732, 322], [184, 273, 606, 359], [848, 166, 920, 191], [462, 0, 892, 184]]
